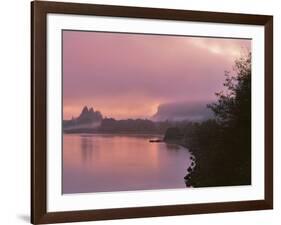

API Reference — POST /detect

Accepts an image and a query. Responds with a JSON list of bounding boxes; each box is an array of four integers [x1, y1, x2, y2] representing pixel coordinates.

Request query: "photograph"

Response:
[[30, 1, 273, 223], [62, 30, 252, 194]]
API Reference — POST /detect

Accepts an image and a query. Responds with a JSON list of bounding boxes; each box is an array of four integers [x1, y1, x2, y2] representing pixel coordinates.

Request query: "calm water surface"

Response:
[[63, 134, 193, 193]]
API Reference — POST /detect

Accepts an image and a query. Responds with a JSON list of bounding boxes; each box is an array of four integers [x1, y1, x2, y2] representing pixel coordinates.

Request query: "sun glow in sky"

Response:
[[63, 31, 251, 120]]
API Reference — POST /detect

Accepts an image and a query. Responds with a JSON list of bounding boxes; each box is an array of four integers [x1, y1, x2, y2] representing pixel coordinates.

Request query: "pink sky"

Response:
[[63, 30, 251, 120]]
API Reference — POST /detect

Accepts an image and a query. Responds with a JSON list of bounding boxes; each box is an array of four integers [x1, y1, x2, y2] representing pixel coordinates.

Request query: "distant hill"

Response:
[[63, 106, 103, 131], [151, 101, 214, 122], [63, 103, 214, 133]]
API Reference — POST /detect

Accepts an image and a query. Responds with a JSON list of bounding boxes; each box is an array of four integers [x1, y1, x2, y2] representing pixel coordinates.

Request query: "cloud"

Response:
[[188, 37, 251, 58], [63, 31, 251, 119]]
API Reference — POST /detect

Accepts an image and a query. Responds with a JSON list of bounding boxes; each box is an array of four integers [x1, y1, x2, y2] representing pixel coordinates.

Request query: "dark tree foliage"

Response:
[[184, 52, 252, 187], [164, 127, 184, 141], [208, 52, 251, 128]]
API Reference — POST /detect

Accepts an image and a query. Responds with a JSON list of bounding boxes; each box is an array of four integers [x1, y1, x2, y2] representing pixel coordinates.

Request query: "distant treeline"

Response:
[[64, 117, 192, 134]]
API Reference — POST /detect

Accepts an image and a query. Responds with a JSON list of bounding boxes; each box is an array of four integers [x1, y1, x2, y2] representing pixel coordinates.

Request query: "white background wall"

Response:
[[0, 0, 279, 224]]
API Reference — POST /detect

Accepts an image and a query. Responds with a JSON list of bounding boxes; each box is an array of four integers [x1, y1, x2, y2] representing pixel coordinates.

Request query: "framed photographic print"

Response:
[[31, 1, 273, 224]]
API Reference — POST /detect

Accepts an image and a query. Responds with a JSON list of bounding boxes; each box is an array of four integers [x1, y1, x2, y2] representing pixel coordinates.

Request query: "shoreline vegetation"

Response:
[[163, 119, 250, 187], [164, 52, 251, 187], [63, 52, 251, 188]]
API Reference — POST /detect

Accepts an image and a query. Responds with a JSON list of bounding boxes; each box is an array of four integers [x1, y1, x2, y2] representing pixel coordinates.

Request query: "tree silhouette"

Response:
[[208, 51, 251, 129], [185, 52, 252, 187]]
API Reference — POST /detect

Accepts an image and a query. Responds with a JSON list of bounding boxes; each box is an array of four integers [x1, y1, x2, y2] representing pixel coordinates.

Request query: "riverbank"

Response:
[[163, 122, 251, 188]]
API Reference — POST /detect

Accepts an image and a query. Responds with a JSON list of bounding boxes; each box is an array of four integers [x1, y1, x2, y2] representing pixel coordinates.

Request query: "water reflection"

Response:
[[80, 136, 94, 162], [165, 143, 181, 150], [63, 134, 193, 194]]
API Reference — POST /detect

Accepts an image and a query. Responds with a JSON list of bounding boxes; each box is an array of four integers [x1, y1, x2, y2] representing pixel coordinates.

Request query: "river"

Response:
[[63, 134, 193, 193]]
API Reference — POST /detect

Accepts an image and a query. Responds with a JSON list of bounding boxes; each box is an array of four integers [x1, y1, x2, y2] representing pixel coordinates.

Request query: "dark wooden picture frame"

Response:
[[31, 1, 273, 224]]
